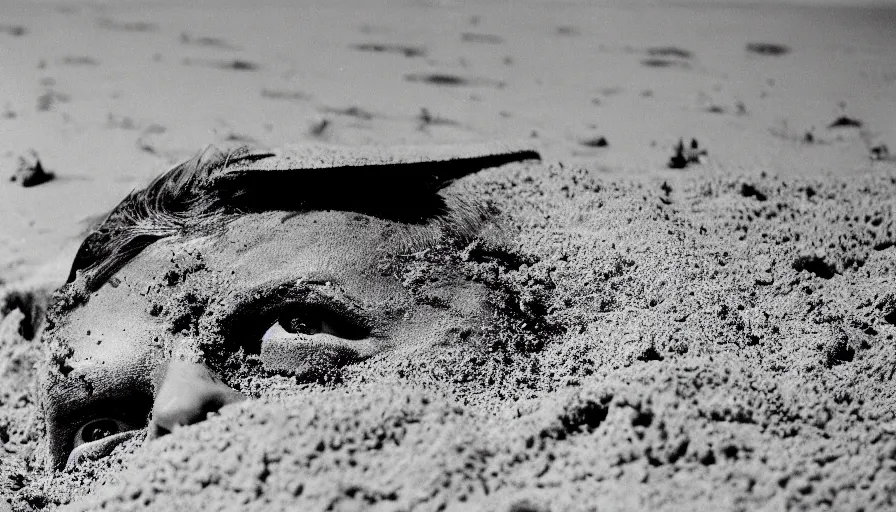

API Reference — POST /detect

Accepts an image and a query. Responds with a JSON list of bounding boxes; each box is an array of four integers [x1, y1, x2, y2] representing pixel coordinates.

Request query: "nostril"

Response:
[[149, 424, 171, 440], [149, 359, 245, 438]]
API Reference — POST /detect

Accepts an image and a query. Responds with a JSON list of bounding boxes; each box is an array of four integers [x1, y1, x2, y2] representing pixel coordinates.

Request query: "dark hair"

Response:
[[67, 144, 539, 292]]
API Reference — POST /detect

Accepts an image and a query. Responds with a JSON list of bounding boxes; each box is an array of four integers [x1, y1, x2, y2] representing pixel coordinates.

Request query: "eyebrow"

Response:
[[45, 357, 155, 420]]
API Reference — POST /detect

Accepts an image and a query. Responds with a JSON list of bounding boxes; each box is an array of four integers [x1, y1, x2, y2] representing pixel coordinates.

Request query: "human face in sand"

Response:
[[41, 209, 494, 470]]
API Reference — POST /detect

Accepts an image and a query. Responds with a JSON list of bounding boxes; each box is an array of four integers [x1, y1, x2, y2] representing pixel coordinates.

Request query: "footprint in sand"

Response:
[[641, 58, 690, 70], [641, 47, 692, 70], [0, 24, 26, 37], [97, 18, 158, 32], [106, 114, 137, 130], [417, 108, 462, 131], [405, 73, 504, 88], [180, 32, 239, 50], [321, 106, 376, 121], [580, 136, 609, 149], [646, 46, 693, 59], [261, 89, 311, 102], [59, 56, 99, 66], [746, 42, 790, 57], [182, 58, 259, 71], [308, 118, 331, 138], [351, 43, 426, 58], [461, 32, 504, 44], [36, 90, 70, 112], [555, 25, 579, 36], [827, 116, 862, 129]]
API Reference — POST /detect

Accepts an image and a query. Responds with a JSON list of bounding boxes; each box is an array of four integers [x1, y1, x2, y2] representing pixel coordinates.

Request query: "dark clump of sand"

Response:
[[641, 58, 690, 70], [461, 32, 504, 44], [96, 19, 158, 32], [667, 138, 706, 169], [0, 24, 27, 37], [405, 73, 471, 86], [580, 136, 608, 148], [182, 58, 259, 71], [746, 42, 790, 56], [405, 73, 504, 88], [351, 43, 426, 58], [10, 152, 54, 188], [646, 46, 692, 59], [828, 115, 863, 129]]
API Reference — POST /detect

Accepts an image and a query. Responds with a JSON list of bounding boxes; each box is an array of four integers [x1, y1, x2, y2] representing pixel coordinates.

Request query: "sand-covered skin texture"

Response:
[[2, 0, 896, 510]]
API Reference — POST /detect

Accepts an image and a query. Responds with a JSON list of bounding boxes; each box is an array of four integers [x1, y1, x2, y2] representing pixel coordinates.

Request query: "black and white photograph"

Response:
[[1, 0, 895, 510]]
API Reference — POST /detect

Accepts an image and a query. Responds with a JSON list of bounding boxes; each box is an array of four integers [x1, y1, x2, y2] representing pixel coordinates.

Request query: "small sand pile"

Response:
[[0, 294, 44, 511]]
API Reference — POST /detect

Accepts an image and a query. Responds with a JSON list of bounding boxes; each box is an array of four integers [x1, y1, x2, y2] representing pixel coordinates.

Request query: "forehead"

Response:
[[204, 210, 403, 291], [53, 210, 414, 347]]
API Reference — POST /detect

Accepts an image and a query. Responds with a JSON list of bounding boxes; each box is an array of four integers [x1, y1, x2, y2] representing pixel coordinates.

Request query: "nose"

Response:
[[149, 358, 245, 439]]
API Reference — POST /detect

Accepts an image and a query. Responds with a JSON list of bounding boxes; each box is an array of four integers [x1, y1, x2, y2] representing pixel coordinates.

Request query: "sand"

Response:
[[1, 0, 896, 510]]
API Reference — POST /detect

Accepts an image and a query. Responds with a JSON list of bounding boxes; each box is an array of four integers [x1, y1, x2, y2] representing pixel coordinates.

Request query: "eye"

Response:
[[73, 418, 139, 449], [257, 305, 379, 377], [274, 305, 369, 340]]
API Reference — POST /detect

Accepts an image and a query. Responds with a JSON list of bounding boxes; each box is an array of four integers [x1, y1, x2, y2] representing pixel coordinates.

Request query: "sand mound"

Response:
[[5, 159, 894, 511]]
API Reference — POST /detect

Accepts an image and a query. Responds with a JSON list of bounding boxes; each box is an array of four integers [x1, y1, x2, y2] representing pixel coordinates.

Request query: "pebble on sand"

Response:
[[10, 151, 54, 187]]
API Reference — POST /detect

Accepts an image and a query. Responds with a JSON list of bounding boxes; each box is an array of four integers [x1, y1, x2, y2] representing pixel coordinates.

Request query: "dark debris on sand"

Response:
[[0, 24, 26, 37], [580, 136, 608, 148], [405, 73, 504, 88], [668, 138, 706, 169], [461, 32, 504, 44], [9, 151, 54, 187], [179, 32, 239, 50], [870, 144, 890, 161], [646, 46, 692, 59], [417, 108, 459, 130], [746, 42, 790, 56], [59, 56, 99, 66], [405, 73, 469, 86], [322, 105, 375, 120], [792, 252, 837, 279], [36, 90, 70, 112], [261, 89, 311, 102], [351, 43, 426, 58], [641, 58, 690, 70], [182, 58, 258, 71], [97, 18, 158, 32], [828, 116, 863, 129]]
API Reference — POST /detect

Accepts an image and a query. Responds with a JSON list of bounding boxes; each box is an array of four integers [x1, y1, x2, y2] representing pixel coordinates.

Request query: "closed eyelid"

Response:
[[48, 385, 152, 428]]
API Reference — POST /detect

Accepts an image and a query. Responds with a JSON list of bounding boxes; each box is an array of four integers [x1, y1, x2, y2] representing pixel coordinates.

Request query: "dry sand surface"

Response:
[[2, 0, 896, 510]]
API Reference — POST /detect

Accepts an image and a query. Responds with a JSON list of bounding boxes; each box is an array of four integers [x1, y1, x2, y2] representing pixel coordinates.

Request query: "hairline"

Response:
[[65, 147, 497, 293]]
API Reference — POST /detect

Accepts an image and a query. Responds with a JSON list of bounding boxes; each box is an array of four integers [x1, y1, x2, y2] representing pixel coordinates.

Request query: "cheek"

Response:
[[389, 300, 493, 352]]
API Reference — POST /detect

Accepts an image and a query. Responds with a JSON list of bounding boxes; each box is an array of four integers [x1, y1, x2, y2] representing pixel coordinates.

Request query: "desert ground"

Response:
[[1, 0, 896, 510]]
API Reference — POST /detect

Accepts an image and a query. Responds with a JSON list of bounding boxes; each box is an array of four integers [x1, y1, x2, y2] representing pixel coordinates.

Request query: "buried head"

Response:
[[40, 144, 538, 469]]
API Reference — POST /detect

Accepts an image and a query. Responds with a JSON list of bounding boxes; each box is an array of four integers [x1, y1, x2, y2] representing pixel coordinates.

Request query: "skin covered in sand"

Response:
[[35, 140, 541, 472], [41, 209, 497, 469]]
